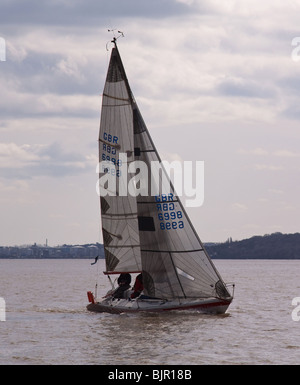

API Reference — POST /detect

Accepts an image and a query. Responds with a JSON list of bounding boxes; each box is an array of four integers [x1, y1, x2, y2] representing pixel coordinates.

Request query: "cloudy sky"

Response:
[[0, 0, 299, 246]]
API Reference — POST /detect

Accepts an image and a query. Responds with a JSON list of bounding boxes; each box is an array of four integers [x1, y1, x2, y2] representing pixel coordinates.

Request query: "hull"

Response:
[[87, 296, 232, 315]]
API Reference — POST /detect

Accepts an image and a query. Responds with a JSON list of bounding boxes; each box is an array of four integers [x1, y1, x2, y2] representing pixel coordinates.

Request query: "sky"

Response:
[[0, 0, 300, 246]]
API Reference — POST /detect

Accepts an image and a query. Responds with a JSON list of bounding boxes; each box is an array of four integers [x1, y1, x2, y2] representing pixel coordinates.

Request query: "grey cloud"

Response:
[[3, 50, 102, 96], [0, 142, 93, 179], [276, 76, 300, 120], [278, 76, 300, 94], [0, 0, 192, 28], [217, 78, 274, 99], [281, 104, 300, 120]]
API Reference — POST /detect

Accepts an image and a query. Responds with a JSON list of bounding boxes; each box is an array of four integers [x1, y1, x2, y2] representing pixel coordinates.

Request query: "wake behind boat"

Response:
[[87, 36, 234, 315]]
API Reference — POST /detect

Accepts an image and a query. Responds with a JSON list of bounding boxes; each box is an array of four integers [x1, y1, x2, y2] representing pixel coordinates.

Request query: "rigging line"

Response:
[[105, 244, 140, 248], [137, 200, 179, 204], [104, 270, 141, 276], [102, 103, 130, 107], [141, 248, 204, 253], [102, 105, 131, 111], [102, 93, 130, 102], [102, 213, 138, 218], [99, 138, 121, 150], [107, 274, 115, 290], [103, 228, 122, 240], [169, 252, 186, 299], [134, 149, 156, 153]]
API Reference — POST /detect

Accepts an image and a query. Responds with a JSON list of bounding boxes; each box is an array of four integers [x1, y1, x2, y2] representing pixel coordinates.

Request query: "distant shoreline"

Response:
[[1, 232, 299, 259], [1, 256, 300, 260]]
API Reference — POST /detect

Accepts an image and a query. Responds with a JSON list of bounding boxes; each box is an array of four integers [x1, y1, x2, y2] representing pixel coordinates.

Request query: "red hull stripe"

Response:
[[160, 300, 231, 312]]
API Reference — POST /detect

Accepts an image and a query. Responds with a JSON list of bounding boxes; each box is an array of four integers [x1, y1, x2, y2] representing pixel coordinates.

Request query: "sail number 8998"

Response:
[[159, 220, 184, 230], [158, 211, 184, 229], [155, 194, 184, 230]]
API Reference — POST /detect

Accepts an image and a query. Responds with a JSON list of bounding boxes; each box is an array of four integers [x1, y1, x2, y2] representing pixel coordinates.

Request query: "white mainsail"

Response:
[[99, 43, 230, 301], [99, 46, 141, 274]]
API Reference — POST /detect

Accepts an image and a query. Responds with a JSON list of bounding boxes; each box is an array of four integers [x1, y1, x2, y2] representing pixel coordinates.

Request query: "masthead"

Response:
[[107, 29, 124, 48]]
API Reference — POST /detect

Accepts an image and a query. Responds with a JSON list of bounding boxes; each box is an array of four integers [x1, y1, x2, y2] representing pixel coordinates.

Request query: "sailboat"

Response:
[[87, 37, 234, 314]]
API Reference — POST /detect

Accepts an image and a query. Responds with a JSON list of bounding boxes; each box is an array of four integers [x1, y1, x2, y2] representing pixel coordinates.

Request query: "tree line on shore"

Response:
[[1, 233, 299, 259], [205, 232, 300, 259]]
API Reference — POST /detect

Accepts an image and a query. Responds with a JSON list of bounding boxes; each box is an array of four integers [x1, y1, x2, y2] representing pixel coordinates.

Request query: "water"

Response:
[[0, 259, 300, 365]]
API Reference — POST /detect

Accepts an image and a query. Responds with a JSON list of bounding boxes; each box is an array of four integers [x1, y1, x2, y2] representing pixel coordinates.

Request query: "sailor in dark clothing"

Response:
[[131, 273, 143, 299], [112, 273, 131, 299]]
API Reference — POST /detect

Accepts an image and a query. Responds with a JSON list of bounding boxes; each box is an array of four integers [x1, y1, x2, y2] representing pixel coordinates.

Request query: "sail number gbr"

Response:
[[155, 194, 184, 230], [101, 132, 122, 176]]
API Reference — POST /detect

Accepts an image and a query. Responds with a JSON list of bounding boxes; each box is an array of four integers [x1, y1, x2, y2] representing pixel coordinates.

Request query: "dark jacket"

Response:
[[112, 283, 130, 299], [131, 274, 143, 299]]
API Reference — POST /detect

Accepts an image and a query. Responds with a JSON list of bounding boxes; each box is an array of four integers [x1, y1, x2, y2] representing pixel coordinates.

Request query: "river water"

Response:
[[0, 259, 299, 365]]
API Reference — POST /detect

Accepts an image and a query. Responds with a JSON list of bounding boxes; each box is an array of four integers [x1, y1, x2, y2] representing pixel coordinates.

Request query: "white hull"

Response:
[[87, 295, 232, 315]]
